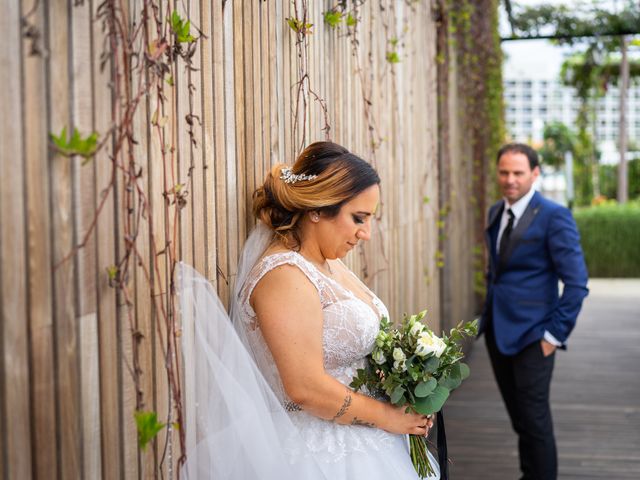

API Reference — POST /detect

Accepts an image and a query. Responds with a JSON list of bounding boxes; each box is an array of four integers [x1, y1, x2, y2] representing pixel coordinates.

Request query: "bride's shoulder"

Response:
[[248, 249, 320, 309]]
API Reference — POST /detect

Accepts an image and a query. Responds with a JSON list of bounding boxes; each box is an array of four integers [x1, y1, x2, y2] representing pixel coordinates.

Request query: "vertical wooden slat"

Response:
[[274, 0, 285, 166], [189, 0, 205, 277], [260, 1, 271, 181], [1, 2, 32, 479], [211, 0, 226, 297], [200, 0, 217, 286], [129, 3, 154, 477], [49, 0, 83, 476], [71, 0, 103, 476], [92, 0, 121, 476], [220, 0, 237, 305], [250, 0, 262, 202], [232, 0, 246, 259]]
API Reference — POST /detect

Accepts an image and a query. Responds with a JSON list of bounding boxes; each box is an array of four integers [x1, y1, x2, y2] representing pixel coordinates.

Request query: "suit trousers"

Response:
[[485, 327, 557, 480]]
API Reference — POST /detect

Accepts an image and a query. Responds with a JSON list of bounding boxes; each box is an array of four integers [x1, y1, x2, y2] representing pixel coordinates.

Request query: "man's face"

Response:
[[497, 151, 540, 204]]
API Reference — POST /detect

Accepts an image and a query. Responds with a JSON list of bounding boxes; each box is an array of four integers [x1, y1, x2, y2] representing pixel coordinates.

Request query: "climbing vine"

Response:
[[43, 0, 203, 474]]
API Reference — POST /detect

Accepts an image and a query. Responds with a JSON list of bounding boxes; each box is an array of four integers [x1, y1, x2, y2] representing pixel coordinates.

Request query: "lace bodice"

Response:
[[238, 251, 388, 393], [236, 251, 395, 462]]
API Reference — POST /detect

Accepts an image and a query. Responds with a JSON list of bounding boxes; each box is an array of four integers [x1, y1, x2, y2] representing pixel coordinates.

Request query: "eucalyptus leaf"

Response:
[[439, 374, 461, 390], [413, 385, 450, 415], [390, 385, 406, 404], [414, 378, 437, 398], [424, 356, 440, 372]]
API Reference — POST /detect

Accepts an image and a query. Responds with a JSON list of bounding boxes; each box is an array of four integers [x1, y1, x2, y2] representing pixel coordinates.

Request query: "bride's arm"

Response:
[[251, 264, 432, 436]]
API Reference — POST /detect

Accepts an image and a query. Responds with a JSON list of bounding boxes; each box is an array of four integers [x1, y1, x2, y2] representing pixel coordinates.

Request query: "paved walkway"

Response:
[[444, 279, 640, 479]]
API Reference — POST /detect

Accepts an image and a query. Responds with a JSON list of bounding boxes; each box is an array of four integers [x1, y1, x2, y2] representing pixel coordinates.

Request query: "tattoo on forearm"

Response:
[[332, 391, 352, 421], [351, 417, 375, 428]]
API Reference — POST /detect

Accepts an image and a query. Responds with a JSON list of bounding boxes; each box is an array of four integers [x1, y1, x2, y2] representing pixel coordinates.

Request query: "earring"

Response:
[[311, 213, 320, 222]]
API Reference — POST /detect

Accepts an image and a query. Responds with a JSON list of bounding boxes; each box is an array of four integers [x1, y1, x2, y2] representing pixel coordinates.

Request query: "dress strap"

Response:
[[239, 251, 328, 320]]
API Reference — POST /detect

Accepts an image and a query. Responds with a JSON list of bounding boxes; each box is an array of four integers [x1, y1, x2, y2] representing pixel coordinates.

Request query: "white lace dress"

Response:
[[235, 251, 440, 479]]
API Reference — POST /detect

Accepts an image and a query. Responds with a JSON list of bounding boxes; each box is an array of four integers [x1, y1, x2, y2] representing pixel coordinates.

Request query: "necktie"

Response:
[[499, 208, 515, 256]]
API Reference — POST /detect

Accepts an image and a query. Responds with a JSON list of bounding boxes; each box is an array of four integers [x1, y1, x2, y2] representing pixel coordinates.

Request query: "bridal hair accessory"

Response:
[[280, 167, 317, 184]]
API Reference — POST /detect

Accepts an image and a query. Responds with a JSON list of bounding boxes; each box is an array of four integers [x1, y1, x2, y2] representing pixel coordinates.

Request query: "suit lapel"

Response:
[[485, 201, 504, 276], [498, 192, 542, 270]]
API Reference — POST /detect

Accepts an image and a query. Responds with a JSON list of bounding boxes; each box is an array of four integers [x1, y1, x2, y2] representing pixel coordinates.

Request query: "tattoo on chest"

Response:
[[332, 391, 353, 421]]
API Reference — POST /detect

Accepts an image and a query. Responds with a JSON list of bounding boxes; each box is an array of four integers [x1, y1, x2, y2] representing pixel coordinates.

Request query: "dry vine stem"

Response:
[[290, 0, 331, 153]]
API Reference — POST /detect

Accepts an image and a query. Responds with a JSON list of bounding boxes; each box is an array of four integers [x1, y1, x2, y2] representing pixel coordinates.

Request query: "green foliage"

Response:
[[574, 202, 640, 277], [134, 411, 166, 450], [386, 51, 400, 64], [170, 11, 195, 44], [286, 17, 313, 35], [346, 13, 357, 27], [539, 121, 577, 168], [323, 10, 343, 28], [509, 4, 640, 45], [50, 127, 98, 162], [599, 158, 640, 201]]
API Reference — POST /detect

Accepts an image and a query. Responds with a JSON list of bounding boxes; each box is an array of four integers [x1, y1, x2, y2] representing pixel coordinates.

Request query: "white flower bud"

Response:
[[372, 349, 386, 365]]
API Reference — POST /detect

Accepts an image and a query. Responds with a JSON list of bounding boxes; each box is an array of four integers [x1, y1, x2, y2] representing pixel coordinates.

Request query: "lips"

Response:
[[347, 241, 357, 248]]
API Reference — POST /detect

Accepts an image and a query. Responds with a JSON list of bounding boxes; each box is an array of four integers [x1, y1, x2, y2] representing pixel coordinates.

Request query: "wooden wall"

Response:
[[0, 1, 478, 478]]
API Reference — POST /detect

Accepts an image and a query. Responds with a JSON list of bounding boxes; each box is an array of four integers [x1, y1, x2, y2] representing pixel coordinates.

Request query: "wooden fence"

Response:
[[0, 1, 480, 478]]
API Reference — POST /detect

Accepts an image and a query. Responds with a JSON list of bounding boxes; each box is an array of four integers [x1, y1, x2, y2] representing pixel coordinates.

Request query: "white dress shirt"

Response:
[[497, 186, 562, 347]]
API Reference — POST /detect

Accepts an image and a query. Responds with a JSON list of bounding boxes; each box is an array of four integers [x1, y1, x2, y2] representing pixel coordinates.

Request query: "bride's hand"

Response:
[[381, 404, 434, 436]]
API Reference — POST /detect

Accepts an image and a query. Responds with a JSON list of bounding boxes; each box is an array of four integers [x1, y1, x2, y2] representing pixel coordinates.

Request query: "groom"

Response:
[[479, 143, 588, 480]]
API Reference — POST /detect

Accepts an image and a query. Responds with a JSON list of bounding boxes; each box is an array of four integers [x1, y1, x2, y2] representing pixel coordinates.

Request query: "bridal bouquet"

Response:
[[350, 311, 478, 478]]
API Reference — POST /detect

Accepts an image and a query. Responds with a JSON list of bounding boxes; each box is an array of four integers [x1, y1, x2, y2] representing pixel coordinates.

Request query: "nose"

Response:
[[357, 223, 371, 242]]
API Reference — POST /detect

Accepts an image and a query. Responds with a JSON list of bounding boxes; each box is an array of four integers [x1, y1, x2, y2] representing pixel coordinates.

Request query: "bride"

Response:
[[179, 141, 440, 479]]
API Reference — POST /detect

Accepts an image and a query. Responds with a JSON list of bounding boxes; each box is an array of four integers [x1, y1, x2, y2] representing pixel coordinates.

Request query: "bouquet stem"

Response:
[[409, 434, 435, 478]]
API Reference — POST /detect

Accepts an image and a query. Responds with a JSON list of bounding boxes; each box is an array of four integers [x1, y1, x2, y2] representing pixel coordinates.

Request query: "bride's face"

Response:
[[317, 184, 379, 260]]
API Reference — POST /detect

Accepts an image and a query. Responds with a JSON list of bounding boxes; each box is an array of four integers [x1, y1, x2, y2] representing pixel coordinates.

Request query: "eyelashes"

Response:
[[352, 215, 365, 224]]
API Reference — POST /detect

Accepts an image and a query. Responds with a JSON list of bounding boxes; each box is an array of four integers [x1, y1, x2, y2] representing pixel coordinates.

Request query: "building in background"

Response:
[[504, 78, 640, 163]]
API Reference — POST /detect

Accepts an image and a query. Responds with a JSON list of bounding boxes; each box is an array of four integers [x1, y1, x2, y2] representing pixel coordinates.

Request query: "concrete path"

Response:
[[444, 279, 640, 479]]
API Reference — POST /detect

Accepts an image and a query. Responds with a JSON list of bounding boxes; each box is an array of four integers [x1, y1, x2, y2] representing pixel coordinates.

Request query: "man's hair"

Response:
[[496, 143, 539, 170]]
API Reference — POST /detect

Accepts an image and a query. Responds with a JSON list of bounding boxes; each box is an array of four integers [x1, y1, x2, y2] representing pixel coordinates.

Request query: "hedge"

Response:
[[574, 202, 640, 278]]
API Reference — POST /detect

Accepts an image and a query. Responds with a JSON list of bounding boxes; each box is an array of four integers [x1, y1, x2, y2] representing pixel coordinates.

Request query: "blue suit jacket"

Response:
[[479, 192, 589, 355]]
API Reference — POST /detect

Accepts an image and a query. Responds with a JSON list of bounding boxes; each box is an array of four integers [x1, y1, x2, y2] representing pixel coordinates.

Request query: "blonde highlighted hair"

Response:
[[253, 141, 380, 249]]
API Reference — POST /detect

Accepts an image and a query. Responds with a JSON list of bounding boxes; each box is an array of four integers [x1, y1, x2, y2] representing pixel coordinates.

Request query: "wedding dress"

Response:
[[179, 223, 440, 479]]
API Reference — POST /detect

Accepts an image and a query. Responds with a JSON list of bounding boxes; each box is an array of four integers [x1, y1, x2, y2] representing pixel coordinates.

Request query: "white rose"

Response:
[[393, 359, 407, 372], [415, 331, 447, 358], [372, 349, 386, 365], [392, 347, 406, 362], [409, 321, 425, 336]]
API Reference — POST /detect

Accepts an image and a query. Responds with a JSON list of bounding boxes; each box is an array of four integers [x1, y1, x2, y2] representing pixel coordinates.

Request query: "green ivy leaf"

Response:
[[135, 411, 166, 451], [170, 11, 195, 44], [286, 17, 313, 35], [323, 10, 343, 28], [346, 13, 357, 27], [50, 127, 99, 161], [386, 51, 400, 64], [106, 265, 118, 281]]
